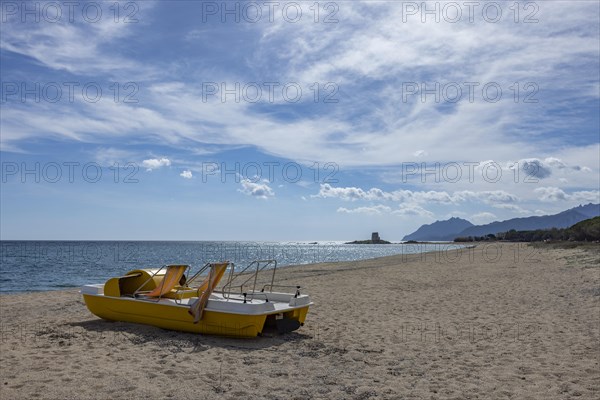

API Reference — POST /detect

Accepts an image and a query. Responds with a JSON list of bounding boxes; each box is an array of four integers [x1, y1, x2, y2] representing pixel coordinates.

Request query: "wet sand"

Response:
[[1, 243, 598, 399]]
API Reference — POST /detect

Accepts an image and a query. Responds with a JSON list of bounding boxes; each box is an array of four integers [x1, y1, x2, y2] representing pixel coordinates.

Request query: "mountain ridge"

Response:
[[402, 203, 600, 241], [402, 217, 474, 241]]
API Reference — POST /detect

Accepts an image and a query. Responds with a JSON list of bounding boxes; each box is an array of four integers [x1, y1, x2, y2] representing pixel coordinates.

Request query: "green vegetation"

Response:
[[453, 217, 600, 243], [453, 234, 497, 242], [501, 217, 599, 242]]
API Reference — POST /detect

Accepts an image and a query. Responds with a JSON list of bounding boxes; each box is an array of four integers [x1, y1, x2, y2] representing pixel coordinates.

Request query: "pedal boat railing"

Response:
[[217, 259, 275, 301], [131, 259, 303, 305], [217, 259, 304, 303]]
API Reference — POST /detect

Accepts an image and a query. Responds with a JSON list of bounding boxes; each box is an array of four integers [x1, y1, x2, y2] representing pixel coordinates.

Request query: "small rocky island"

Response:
[[345, 232, 391, 244]]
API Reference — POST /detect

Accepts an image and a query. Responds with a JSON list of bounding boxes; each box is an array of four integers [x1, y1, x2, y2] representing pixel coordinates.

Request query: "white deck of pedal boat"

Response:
[[81, 284, 311, 315]]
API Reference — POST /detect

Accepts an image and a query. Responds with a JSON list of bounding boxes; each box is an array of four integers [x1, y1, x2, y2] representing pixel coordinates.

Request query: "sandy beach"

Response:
[[1, 243, 598, 399]]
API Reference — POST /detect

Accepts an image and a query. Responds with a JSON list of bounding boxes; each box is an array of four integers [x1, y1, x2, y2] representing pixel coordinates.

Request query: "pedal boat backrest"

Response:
[[188, 262, 228, 323], [134, 265, 189, 298], [103, 269, 165, 297]]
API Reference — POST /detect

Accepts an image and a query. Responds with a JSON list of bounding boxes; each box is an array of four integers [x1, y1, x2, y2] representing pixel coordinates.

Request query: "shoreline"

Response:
[[0, 243, 470, 295], [1, 243, 598, 399]]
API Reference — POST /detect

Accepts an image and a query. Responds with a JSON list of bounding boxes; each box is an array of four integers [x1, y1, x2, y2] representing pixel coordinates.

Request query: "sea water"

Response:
[[0, 241, 465, 293]]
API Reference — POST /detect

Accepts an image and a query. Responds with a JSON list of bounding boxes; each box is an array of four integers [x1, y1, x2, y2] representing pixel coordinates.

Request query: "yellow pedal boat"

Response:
[[81, 260, 311, 337]]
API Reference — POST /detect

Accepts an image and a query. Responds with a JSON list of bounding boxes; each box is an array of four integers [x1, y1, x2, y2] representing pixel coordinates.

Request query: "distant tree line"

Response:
[[454, 217, 600, 243], [454, 234, 497, 242]]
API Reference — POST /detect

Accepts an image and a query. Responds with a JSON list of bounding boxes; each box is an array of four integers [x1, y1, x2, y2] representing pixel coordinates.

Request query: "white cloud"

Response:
[[392, 205, 434, 218], [517, 159, 553, 179], [0, 2, 597, 222], [337, 205, 392, 215], [238, 179, 274, 199], [572, 191, 600, 203], [249, 1, 600, 166], [492, 204, 530, 214], [142, 158, 171, 171], [509, 157, 589, 181], [535, 187, 568, 202], [471, 212, 497, 225], [544, 157, 567, 170], [0, 2, 157, 78], [314, 184, 377, 201], [2, 3, 598, 174], [534, 187, 600, 203], [314, 184, 421, 202], [337, 204, 433, 218], [379, 155, 597, 190], [452, 190, 519, 205], [314, 184, 518, 205], [180, 170, 193, 179]]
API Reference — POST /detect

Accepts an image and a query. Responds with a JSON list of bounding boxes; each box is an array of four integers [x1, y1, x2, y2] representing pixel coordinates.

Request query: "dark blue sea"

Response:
[[0, 241, 465, 293]]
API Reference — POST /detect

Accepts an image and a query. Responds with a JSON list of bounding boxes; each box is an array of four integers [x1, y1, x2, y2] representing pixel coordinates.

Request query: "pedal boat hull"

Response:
[[81, 284, 311, 338]]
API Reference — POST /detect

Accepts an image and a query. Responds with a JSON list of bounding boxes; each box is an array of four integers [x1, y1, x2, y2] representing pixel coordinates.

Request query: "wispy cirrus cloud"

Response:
[[1, 1, 598, 240], [92, 147, 138, 166], [1, 1, 598, 170], [0, 1, 157, 78]]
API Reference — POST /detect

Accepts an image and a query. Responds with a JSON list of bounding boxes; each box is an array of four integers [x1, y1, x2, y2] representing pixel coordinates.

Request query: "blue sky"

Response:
[[1, 0, 599, 240]]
